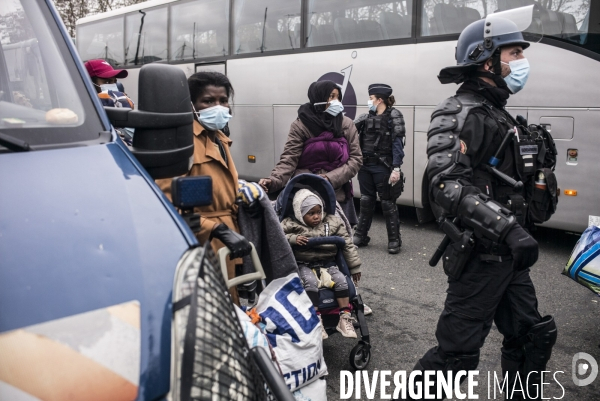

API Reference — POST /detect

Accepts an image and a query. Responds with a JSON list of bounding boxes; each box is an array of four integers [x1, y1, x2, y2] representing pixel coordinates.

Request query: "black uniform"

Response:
[[409, 78, 558, 400], [353, 107, 406, 253]]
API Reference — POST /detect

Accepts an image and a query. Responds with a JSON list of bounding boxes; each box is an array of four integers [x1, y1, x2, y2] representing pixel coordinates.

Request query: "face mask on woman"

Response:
[[192, 104, 232, 131], [325, 99, 344, 116], [367, 99, 378, 112], [502, 58, 530, 94]]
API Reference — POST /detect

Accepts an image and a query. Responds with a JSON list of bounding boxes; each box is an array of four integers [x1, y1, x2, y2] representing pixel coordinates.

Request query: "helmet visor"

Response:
[[485, 5, 543, 44]]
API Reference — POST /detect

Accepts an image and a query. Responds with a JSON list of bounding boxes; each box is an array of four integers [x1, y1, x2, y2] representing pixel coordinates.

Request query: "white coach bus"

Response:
[[76, 0, 600, 233]]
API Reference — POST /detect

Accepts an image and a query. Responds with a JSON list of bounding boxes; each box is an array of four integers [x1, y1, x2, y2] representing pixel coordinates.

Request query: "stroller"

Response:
[[275, 173, 372, 370]]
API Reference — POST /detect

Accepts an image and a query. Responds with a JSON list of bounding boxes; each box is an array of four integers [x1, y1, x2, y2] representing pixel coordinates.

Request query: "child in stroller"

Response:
[[281, 187, 362, 340]]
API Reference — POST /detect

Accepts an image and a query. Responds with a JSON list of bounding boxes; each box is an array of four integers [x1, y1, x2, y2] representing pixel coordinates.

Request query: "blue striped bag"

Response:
[[563, 225, 600, 295]]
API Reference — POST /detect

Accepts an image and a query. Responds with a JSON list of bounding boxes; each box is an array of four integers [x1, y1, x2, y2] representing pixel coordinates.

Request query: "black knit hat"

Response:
[[368, 83, 392, 96]]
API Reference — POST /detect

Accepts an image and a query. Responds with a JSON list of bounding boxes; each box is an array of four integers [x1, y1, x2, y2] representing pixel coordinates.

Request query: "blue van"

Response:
[[0, 1, 291, 400]]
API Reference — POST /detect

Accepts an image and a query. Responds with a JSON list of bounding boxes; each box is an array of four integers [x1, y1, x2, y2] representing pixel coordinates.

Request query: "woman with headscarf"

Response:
[[258, 80, 362, 225]]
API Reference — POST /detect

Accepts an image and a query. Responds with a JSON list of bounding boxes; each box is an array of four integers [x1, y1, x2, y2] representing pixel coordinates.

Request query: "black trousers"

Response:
[[420, 252, 542, 373], [358, 163, 390, 198]]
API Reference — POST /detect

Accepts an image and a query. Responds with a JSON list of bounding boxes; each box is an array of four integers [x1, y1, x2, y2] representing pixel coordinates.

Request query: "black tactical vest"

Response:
[[361, 110, 394, 156], [430, 93, 548, 225]]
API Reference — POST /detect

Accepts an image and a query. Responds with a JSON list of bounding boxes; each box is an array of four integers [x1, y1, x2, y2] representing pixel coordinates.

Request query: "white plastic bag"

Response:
[[255, 273, 328, 391]]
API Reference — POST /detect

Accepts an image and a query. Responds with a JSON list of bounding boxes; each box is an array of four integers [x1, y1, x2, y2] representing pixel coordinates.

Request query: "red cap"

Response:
[[84, 59, 128, 79]]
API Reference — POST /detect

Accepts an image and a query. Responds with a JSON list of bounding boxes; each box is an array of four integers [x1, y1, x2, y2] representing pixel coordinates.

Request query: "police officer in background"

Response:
[[353, 84, 406, 254], [404, 10, 559, 400]]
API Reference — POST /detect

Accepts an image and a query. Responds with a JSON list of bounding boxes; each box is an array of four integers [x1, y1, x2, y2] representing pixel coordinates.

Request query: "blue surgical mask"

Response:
[[368, 99, 377, 112], [502, 58, 530, 94], [325, 99, 344, 116], [193, 104, 232, 131]]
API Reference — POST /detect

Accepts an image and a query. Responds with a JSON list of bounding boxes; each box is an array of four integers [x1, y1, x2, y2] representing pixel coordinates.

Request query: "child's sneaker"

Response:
[[319, 314, 328, 340], [336, 313, 357, 338]]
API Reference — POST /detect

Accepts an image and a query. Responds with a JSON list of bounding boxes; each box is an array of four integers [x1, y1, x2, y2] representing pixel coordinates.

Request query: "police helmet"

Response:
[[439, 16, 530, 84]]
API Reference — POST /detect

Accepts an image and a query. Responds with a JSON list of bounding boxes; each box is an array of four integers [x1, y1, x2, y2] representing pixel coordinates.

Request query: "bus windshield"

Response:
[[1, 0, 102, 145]]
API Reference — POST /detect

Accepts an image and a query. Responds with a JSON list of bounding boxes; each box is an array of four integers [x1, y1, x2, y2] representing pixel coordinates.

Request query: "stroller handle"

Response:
[[218, 243, 266, 289], [303, 236, 346, 249]]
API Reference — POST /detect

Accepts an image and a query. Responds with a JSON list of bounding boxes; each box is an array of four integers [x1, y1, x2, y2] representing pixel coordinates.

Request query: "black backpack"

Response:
[[527, 124, 559, 224]]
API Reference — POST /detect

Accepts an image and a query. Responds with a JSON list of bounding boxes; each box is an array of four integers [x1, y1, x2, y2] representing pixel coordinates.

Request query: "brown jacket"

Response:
[[268, 117, 362, 202], [156, 120, 240, 302], [281, 214, 361, 275]]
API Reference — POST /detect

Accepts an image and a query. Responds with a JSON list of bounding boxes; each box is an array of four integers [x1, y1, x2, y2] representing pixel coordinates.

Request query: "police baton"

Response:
[[429, 218, 457, 267], [485, 129, 523, 191], [429, 217, 476, 267]]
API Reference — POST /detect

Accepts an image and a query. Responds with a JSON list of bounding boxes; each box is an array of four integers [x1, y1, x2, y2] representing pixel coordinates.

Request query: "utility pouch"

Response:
[[376, 181, 391, 201], [515, 135, 538, 178], [528, 168, 558, 224], [507, 193, 527, 226], [390, 171, 405, 200], [530, 124, 557, 170], [442, 229, 474, 280]]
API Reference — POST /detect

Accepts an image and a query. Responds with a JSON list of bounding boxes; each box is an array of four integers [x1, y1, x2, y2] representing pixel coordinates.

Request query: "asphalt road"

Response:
[[323, 206, 600, 400]]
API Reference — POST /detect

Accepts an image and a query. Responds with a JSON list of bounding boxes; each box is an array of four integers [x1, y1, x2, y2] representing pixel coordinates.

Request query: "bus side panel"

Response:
[[119, 67, 140, 105], [414, 107, 434, 209], [118, 63, 195, 106], [229, 106, 275, 181], [528, 108, 600, 233], [272, 105, 298, 173], [397, 106, 414, 207]]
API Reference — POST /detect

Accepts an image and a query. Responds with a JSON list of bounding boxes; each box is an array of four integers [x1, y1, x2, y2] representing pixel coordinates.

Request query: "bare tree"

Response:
[[52, 0, 144, 37]]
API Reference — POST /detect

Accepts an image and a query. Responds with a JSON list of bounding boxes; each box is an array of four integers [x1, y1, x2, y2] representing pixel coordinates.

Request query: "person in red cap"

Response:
[[84, 59, 129, 93], [84, 59, 134, 144]]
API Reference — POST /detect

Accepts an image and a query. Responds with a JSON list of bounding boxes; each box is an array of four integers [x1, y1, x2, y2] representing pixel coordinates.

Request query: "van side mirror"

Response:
[[104, 64, 193, 179], [171, 176, 213, 233]]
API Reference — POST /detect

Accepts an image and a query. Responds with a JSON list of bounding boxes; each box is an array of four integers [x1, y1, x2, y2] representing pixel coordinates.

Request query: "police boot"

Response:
[[382, 200, 401, 254], [501, 356, 526, 401], [521, 316, 558, 400], [353, 195, 375, 247]]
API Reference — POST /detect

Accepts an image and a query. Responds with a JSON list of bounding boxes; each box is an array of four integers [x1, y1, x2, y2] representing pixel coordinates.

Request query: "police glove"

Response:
[[504, 224, 538, 270], [210, 224, 252, 259]]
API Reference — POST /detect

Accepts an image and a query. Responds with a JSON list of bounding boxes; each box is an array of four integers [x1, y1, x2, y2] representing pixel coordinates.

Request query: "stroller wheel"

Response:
[[349, 342, 371, 370]]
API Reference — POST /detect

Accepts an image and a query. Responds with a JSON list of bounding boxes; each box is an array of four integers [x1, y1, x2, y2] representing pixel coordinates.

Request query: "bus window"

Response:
[[233, 0, 301, 54], [169, 0, 229, 60], [77, 17, 124, 66], [306, 0, 413, 48], [421, 0, 592, 50], [125, 7, 168, 65]]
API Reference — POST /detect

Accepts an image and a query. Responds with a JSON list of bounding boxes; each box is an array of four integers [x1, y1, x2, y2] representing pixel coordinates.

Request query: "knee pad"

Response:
[[444, 351, 480, 372], [381, 199, 397, 214], [360, 195, 376, 210], [524, 315, 557, 368]]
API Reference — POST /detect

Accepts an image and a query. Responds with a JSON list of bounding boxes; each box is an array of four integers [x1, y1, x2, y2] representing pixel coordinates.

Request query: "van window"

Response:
[[1, 0, 85, 130]]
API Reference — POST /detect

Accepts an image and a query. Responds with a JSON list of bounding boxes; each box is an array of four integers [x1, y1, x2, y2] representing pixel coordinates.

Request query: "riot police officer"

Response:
[[353, 84, 406, 254], [404, 11, 558, 400]]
